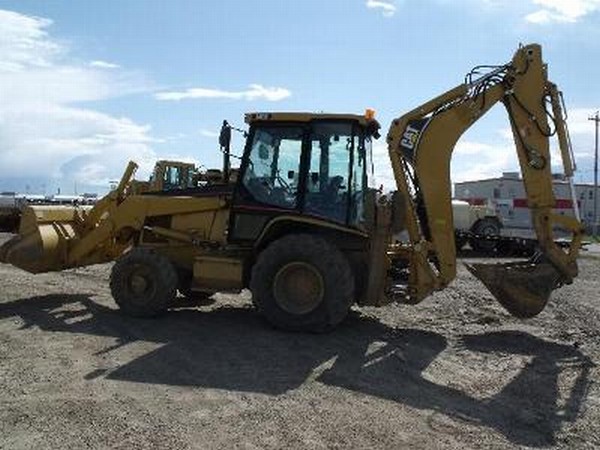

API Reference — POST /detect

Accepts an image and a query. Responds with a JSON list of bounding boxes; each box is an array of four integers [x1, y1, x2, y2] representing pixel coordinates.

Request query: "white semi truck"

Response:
[[452, 200, 503, 253]]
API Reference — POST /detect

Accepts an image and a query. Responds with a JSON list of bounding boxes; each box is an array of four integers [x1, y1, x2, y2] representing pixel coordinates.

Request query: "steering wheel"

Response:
[[274, 172, 296, 197]]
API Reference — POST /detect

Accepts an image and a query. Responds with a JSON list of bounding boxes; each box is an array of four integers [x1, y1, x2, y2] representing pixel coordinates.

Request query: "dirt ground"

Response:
[[0, 232, 598, 449]]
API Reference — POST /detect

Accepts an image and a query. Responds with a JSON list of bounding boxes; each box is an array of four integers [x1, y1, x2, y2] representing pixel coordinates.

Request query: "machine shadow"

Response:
[[0, 294, 593, 447]]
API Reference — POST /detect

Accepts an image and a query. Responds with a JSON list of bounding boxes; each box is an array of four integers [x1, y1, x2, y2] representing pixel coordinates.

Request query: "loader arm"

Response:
[[385, 43, 584, 316], [0, 160, 230, 274]]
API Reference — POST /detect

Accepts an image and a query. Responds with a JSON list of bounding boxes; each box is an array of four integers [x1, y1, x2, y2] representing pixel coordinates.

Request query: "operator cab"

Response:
[[230, 112, 380, 241], [159, 163, 196, 191]]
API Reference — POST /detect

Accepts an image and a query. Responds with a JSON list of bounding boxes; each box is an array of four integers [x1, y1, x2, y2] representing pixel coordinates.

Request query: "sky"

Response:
[[0, 0, 599, 195]]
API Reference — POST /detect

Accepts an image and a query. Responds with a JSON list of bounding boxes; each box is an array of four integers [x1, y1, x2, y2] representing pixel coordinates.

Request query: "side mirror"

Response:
[[219, 120, 231, 148], [287, 170, 295, 180]]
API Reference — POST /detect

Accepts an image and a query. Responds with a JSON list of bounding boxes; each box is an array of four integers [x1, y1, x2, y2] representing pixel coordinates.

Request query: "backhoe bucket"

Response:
[[465, 260, 566, 318], [0, 205, 84, 273]]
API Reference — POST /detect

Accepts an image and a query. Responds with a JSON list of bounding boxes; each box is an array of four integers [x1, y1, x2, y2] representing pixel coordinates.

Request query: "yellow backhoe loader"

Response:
[[129, 160, 198, 194], [130, 159, 239, 195], [0, 44, 584, 331]]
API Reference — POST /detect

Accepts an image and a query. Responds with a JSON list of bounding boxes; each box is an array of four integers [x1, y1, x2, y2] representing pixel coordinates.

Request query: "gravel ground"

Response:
[[0, 232, 598, 449]]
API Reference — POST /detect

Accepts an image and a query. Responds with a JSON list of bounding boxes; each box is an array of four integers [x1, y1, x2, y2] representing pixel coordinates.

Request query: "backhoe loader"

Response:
[[0, 44, 584, 331], [129, 160, 199, 194]]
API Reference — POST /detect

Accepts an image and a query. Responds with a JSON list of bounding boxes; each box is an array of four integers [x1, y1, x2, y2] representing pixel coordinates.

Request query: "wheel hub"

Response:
[[480, 225, 495, 236], [130, 274, 149, 295], [273, 262, 325, 315]]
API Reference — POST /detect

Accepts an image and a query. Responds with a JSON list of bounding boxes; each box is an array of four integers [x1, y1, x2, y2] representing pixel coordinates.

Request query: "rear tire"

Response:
[[455, 234, 467, 252], [110, 248, 178, 317], [469, 218, 501, 254], [250, 234, 354, 333]]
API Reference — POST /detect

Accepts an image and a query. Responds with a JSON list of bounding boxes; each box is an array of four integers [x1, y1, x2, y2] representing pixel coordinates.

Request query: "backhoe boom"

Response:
[[384, 43, 584, 316]]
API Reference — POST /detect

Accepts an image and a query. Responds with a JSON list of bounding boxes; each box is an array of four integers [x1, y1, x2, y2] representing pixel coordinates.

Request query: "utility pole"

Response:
[[590, 112, 600, 236]]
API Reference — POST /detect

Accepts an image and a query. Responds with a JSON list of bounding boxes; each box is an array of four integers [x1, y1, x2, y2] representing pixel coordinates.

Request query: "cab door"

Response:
[[304, 122, 355, 224], [229, 124, 306, 242]]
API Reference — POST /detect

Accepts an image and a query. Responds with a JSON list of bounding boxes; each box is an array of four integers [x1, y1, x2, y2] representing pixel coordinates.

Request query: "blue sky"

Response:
[[0, 0, 599, 194]]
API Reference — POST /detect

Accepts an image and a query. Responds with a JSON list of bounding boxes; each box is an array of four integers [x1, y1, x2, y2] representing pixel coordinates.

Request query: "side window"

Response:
[[349, 133, 367, 226], [163, 166, 182, 190], [185, 167, 195, 188], [305, 123, 352, 223], [242, 126, 303, 209]]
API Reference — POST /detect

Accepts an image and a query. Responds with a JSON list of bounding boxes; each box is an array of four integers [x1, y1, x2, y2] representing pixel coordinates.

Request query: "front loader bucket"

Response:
[[0, 206, 82, 274], [465, 259, 568, 318], [1, 161, 139, 274]]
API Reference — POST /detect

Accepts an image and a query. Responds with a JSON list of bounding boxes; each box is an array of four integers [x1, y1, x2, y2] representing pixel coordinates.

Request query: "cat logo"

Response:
[[400, 124, 421, 150]]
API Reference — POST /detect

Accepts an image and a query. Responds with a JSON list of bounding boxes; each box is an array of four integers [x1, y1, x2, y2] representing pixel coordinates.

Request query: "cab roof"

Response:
[[155, 160, 196, 167], [245, 112, 379, 128]]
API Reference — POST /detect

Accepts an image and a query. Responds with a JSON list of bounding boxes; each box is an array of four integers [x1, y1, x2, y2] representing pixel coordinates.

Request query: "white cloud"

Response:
[[562, 108, 598, 175], [89, 60, 120, 69], [360, 116, 599, 191], [454, 141, 497, 156], [564, 107, 598, 135], [0, 9, 159, 192], [525, 0, 600, 23], [452, 138, 517, 183], [200, 129, 219, 138], [162, 132, 187, 141], [370, 136, 519, 190], [371, 138, 515, 190], [498, 108, 597, 139], [496, 108, 597, 173], [0, 10, 62, 72], [365, 1, 599, 25], [498, 127, 514, 141], [525, 10, 561, 23], [452, 111, 598, 182], [155, 84, 291, 102], [371, 139, 395, 189], [366, 0, 397, 17]]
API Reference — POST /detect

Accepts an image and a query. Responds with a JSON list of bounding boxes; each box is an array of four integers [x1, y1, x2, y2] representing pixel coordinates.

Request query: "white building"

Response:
[[455, 172, 598, 233]]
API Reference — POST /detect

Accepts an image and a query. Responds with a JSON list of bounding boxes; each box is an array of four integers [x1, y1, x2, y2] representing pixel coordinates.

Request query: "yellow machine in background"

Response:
[[130, 159, 239, 194], [129, 160, 198, 194], [0, 44, 584, 331]]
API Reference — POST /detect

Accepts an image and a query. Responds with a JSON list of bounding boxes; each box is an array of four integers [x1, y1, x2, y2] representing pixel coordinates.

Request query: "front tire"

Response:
[[250, 234, 355, 333], [110, 248, 178, 317]]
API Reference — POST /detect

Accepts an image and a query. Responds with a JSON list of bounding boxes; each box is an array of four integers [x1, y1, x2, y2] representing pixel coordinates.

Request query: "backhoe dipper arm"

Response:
[[385, 43, 583, 317]]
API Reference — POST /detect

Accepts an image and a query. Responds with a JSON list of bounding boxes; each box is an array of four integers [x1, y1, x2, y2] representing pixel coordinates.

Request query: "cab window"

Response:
[[349, 132, 369, 226], [242, 126, 303, 209], [305, 123, 353, 223], [163, 166, 182, 190]]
